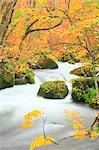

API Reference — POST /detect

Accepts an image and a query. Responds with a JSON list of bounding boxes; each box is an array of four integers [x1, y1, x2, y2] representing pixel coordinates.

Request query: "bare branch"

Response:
[[21, 18, 63, 44], [5, 20, 19, 40], [58, 135, 74, 143], [27, 19, 39, 30], [77, 36, 93, 57], [42, 116, 59, 145], [91, 115, 99, 130], [42, 42, 81, 49], [42, 116, 47, 139], [67, 0, 71, 12], [21, 19, 39, 42], [57, 8, 75, 25], [30, 19, 63, 32], [84, 31, 91, 46]]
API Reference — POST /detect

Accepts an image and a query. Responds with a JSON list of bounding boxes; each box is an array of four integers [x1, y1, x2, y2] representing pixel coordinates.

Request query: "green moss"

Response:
[[29, 54, 58, 69], [72, 78, 99, 108], [15, 69, 35, 85], [25, 72, 35, 84], [38, 81, 68, 99], [0, 63, 14, 90], [0, 62, 35, 88], [15, 78, 28, 85], [14, 9, 23, 19], [70, 64, 98, 77]]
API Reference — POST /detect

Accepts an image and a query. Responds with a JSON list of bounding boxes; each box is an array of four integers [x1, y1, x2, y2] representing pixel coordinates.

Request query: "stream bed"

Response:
[[0, 62, 98, 150]]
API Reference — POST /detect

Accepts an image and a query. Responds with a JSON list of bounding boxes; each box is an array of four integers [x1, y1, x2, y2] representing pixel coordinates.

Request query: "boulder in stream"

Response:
[[38, 80, 68, 99], [0, 63, 14, 90], [29, 53, 58, 69]]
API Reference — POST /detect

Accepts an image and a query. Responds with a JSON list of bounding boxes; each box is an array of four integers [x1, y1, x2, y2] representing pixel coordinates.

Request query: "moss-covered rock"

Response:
[[29, 53, 58, 69], [0, 63, 14, 90], [38, 81, 68, 99], [15, 69, 35, 85], [70, 64, 98, 77], [15, 78, 27, 85], [71, 78, 99, 108]]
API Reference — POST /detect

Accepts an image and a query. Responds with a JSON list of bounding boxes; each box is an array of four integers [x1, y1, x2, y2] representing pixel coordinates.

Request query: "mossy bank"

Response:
[[71, 78, 99, 108], [0, 63, 35, 90], [0, 63, 14, 90], [70, 64, 98, 77]]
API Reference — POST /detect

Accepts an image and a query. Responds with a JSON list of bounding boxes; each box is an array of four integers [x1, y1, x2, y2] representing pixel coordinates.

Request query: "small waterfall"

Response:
[[34, 74, 42, 84]]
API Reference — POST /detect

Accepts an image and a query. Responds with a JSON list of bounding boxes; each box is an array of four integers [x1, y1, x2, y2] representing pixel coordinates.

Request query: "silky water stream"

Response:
[[0, 62, 98, 150]]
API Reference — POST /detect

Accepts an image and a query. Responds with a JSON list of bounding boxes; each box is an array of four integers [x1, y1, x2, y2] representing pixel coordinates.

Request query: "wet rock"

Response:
[[0, 63, 14, 90], [38, 80, 68, 99], [29, 53, 58, 69]]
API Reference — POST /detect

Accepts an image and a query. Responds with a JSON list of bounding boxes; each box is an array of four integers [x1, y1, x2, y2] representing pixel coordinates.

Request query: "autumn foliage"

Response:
[[21, 109, 99, 150], [0, 0, 99, 73], [0, 1, 99, 149]]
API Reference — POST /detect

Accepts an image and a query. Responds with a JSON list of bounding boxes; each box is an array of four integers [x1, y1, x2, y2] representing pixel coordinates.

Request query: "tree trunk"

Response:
[[92, 61, 99, 107], [0, 0, 18, 45], [28, 0, 36, 7]]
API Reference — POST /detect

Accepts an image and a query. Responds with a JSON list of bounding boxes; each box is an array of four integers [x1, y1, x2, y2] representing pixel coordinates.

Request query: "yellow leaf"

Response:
[[24, 109, 44, 121], [90, 131, 99, 140], [20, 121, 34, 128], [74, 129, 88, 140], [36, 0, 47, 4], [30, 135, 54, 150], [72, 121, 84, 129], [64, 110, 79, 118]]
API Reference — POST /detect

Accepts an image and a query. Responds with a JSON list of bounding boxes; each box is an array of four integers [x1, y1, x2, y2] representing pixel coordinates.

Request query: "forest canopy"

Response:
[[0, 0, 98, 66]]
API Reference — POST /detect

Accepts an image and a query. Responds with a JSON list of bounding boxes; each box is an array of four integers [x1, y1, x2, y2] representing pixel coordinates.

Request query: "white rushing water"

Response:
[[0, 62, 98, 150]]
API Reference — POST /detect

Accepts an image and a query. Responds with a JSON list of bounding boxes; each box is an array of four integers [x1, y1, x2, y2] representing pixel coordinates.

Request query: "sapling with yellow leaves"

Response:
[[21, 109, 99, 150]]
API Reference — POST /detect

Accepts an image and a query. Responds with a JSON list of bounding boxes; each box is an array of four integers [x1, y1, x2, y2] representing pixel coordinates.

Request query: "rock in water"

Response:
[[29, 54, 58, 69], [38, 80, 68, 99]]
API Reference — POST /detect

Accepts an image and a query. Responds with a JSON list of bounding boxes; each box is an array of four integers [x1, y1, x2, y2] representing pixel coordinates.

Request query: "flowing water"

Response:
[[0, 62, 98, 150]]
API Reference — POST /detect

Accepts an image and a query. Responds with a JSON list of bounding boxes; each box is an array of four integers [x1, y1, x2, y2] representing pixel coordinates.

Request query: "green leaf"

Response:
[[13, 9, 23, 19]]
